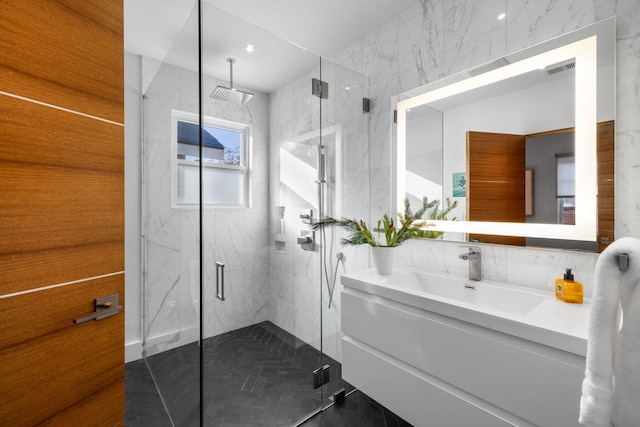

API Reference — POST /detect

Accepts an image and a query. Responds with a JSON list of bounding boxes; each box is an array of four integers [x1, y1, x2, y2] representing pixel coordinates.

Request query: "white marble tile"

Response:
[[268, 84, 293, 143], [443, 0, 507, 76], [504, 245, 598, 295], [142, 59, 272, 350], [614, 28, 640, 239], [505, 0, 596, 53], [368, 166, 393, 223], [330, 38, 365, 77], [398, 0, 446, 92], [141, 1, 640, 367], [397, 239, 447, 272], [368, 112, 393, 173], [604, 0, 640, 38], [472, 243, 509, 283], [290, 71, 317, 138], [363, 15, 400, 85], [180, 209, 200, 246]]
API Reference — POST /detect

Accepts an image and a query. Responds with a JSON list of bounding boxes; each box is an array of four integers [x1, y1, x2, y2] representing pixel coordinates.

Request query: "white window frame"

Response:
[[171, 109, 252, 209]]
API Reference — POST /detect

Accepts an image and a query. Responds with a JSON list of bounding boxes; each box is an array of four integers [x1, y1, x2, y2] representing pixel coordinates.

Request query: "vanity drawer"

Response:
[[343, 338, 515, 427], [342, 291, 585, 426]]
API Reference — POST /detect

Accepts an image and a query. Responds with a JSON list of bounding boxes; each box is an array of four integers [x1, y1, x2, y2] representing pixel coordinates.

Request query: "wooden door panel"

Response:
[[467, 181, 526, 222], [0, 0, 123, 123], [1, 0, 124, 422], [0, 244, 123, 302], [467, 131, 526, 246], [0, 275, 124, 426], [0, 94, 123, 171], [0, 95, 123, 296], [0, 162, 123, 251], [43, 381, 124, 427]]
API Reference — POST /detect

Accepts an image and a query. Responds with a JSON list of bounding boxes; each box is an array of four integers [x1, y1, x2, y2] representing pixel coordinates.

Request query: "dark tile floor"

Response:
[[125, 321, 412, 426], [125, 358, 173, 426], [304, 391, 413, 427]]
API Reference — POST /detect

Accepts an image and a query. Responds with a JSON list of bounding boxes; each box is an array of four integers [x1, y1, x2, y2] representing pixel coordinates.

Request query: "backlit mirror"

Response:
[[395, 17, 615, 252]]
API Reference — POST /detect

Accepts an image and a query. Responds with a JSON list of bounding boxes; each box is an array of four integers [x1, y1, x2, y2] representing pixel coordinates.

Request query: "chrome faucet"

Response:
[[459, 246, 482, 281]]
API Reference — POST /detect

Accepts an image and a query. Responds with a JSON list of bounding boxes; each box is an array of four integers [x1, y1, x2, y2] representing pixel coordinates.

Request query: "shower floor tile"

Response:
[[126, 321, 412, 426], [304, 390, 413, 427], [125, 358, 173, 426], [138, 321, 358, 426]]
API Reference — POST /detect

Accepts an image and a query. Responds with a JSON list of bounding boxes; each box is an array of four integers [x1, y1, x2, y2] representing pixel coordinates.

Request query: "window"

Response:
[[172, 110, 251, 207], [556, 154, 575, 225]]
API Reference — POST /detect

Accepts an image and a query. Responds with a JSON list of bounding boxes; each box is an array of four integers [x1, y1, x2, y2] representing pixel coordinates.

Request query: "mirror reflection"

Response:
[[397, 18, 615, 252]]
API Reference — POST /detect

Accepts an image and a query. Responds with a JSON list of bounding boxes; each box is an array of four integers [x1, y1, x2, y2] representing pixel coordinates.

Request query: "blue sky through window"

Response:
[[205, 126, 241, 165]]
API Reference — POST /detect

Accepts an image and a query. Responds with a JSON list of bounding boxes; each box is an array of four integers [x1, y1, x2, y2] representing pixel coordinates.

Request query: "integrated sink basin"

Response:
[[341, 266, 591, 360], [341, 267, 591, 427], [393, 270, 546, 316]]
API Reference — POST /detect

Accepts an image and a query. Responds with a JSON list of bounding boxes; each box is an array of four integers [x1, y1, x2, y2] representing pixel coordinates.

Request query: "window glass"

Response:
[[172, 110, 250, 207]]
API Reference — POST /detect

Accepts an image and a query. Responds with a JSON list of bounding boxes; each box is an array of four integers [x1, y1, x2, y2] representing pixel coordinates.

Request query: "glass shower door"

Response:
[[199, 3, 325, 425], [141, 3, 371, 425], [141, 1, 202, 426], [316, 58, 371, 410]]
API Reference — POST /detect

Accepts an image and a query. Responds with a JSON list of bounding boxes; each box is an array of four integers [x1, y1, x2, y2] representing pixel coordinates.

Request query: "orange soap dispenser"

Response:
[[555, 268, 583, 304]]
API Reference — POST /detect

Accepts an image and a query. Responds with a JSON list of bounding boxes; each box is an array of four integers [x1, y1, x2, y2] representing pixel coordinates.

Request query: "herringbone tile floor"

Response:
[[126, 321, 411, 426]]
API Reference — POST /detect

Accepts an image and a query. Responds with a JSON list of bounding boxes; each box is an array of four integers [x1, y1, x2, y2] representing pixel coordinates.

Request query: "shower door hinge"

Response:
[[393, 109, 397, 124], [312, 78, 328, 99], [312, 364, 330, 389], [332, 388, 346, 405], [363, 97, 371, 113]]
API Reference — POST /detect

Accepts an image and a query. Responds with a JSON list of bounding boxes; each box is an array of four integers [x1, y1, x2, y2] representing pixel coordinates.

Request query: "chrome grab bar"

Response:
[[216, 262, 225, 301], [73, 293, 122, 324]]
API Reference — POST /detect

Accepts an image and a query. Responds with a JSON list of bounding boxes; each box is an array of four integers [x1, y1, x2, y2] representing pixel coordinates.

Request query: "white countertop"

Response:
[[342, 268, 590, 357]]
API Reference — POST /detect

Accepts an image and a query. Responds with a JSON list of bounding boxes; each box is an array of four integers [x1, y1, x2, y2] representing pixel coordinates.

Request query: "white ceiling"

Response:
[[124, 0, 416, 93]]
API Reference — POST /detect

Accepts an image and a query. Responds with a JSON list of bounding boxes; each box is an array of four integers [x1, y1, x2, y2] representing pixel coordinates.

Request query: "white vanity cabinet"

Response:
[[341, 271, 588, 427]]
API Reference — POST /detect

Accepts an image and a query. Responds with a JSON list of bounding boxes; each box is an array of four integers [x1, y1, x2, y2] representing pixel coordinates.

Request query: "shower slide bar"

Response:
[[216, 262, 225, 301]]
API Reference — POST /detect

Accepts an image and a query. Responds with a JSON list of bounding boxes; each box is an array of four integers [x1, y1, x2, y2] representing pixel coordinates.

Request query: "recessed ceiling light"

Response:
[[244, 44, 254, 53], [497, 13, 506, 20]]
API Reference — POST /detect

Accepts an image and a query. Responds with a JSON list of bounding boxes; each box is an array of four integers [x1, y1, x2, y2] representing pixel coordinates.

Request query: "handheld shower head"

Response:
[[211, 58, 254, 104]]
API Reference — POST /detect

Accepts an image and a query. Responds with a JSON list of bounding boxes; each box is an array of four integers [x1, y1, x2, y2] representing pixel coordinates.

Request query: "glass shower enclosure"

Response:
[[141, 2, 369, 425]]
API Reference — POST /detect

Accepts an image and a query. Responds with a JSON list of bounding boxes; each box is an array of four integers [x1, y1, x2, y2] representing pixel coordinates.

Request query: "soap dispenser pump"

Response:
[[555, 268, 583, 304]]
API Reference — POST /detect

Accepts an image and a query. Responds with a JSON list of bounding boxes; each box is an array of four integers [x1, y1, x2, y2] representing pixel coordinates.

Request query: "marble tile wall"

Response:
[[329, 0, 640, 299], [267, 59, 370, 362], [142, 60, 270, 356], [140, 0, 640, 363]]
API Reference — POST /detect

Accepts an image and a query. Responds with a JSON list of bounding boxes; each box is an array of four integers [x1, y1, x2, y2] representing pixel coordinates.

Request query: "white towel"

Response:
[[579, 237, 640, 427]]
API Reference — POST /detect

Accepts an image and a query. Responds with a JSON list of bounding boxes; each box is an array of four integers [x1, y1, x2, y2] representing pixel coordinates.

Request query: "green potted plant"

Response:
[[311, 197, 453, 274]]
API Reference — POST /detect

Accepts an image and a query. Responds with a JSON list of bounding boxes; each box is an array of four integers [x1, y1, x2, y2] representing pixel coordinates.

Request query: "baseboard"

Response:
[[143, 326, 199, 358], [125, 340, 143, 363]]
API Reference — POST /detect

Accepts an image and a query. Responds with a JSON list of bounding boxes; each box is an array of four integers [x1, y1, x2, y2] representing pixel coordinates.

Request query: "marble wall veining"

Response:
[[267, 60, 370, 362], [142, 59, 271, 356], [137, 0, 640, 364], [329, 0, 640, 299]]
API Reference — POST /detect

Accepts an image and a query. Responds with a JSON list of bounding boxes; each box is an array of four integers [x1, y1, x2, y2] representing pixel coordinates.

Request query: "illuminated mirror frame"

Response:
[[396, 35, 599, 241]]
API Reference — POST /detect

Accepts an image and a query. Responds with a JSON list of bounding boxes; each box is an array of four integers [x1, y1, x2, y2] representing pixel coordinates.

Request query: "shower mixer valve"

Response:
[[298, 210, 315, 251], [299, 209, 313, 224]]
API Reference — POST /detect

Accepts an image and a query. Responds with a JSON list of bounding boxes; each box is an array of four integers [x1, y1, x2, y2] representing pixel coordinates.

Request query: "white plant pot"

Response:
[[371, 246, 395, 275]]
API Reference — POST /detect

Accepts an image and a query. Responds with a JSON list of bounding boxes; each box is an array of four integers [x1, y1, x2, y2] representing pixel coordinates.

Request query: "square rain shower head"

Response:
[[210, 86, 254, 104]]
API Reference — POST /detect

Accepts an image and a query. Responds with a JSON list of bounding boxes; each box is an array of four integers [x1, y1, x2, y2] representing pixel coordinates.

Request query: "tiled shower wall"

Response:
[[267, 60, 370, 362], [141, 56, 369, 363], [329, 0, 640, 298], [142, 59, 271, 355]]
